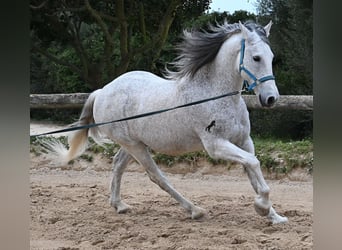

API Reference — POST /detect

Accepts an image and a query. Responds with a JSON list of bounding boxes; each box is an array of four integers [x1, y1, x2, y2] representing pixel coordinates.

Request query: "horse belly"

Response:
[[131, 116, 203, 156], [149, 134, 203, 156]]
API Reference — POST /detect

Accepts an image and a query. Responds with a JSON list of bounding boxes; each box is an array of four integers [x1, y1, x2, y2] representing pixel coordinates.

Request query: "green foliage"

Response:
[[30, 136, 42, 156], [31, 136, 313, 176], [79, 154, 93, 162], [47, 47, 86, 93], [153, 150, 226, 167], [250, 109, 313, 139], [152, 137, 313, 175], [30, 0, 312, 139], [254, 137, 313, 175], [182, 10, 257, 30], [86, 137, 121, 158], [30, 1, 213, 92]]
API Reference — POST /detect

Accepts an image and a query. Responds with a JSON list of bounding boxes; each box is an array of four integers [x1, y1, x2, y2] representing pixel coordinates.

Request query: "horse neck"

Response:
[[211, 35, 243, 92], [178, 35, 243, 95]]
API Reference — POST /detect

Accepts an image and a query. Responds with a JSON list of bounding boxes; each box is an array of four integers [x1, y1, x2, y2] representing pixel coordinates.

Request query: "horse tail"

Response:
[[45, 89, 101, 165]]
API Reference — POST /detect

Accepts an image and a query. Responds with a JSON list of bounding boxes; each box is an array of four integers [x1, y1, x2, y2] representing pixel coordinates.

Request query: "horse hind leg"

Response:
[[110, 148, 134, 213], [126, 144, 205, 219]]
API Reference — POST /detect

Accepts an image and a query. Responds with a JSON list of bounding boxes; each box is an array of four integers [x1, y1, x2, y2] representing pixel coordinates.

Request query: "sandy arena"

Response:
[[30, 123, 313, 249]]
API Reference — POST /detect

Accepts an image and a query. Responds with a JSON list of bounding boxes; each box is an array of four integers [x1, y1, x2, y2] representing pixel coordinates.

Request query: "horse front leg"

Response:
[[202, 137, 287, 224], [241, 137, 288, 224]]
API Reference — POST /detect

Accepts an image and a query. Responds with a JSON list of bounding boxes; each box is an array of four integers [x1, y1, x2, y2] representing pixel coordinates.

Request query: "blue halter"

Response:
[[239, 39, 275, 92]]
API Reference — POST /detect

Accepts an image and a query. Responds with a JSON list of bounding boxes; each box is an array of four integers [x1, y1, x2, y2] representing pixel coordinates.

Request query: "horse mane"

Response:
[[164, 20, 270, 80]]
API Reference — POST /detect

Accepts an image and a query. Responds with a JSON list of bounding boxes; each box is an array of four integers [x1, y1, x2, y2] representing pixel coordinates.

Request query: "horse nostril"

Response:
[[259, 95, 277, 107], [266, 96, 276, 106]]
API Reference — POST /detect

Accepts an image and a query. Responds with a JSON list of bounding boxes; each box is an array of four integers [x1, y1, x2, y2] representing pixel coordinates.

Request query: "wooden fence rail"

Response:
[[30, 93, 313, 110]]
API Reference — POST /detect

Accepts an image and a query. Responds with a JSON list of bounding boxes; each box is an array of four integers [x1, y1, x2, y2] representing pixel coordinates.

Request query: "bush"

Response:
[[249, 109, 313, 140]]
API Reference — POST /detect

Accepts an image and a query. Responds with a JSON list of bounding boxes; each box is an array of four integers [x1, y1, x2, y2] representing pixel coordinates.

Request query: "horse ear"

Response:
[[263, 20, 273, 37], [239, 21, 250, 39]]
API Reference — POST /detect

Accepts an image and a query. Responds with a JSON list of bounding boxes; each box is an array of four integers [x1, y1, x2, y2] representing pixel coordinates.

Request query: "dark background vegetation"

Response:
[[30, 0, 312, 140]]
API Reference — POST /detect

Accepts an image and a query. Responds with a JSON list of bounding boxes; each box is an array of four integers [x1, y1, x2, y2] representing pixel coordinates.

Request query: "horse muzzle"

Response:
[[259, 93, 278, 107]]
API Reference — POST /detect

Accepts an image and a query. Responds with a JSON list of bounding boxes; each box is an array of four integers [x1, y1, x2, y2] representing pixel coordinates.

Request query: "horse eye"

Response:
[[253, 56, 261, 62]]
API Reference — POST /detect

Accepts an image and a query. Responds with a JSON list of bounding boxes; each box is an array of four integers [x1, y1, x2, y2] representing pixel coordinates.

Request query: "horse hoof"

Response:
[[191, 206, 206, 219], [265, 206, 288, 224], [110, 200, 131, 213], [254, 197, 271, 216], [117, 204, 131, 214], [271, 215, 288, 224]]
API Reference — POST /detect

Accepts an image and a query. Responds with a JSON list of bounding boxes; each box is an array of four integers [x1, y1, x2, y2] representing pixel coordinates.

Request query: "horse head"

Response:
[[238, 21, 279, 107]]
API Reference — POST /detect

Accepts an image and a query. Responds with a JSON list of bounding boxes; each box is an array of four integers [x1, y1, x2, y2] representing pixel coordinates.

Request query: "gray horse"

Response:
[[47, 21, 288, 224]]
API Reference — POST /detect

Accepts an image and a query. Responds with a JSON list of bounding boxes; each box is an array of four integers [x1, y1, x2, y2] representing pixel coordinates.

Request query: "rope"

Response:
[[30, 90, 241, 137]]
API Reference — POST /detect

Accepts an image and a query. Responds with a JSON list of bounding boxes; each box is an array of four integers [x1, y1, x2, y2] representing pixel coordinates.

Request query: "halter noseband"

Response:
[[239, 39, 275, 92]]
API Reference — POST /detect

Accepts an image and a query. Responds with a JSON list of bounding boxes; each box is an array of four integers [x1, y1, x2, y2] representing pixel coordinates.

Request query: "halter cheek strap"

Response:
[[239, 39, 275, 92]]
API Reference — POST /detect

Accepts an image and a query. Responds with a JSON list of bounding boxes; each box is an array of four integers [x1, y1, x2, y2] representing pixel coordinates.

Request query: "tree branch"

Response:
[[58, 5, 90, 80], [152, 0, 182, 59], [99, 12, 119, 23], [84, 0, 118, 79], [62, 6, 87, 12], [131, 0, 181, 59], [115, 0, 130, 76], [84, 0, 115, 48], [139, 2, 147, 43], [30, 1, 47, 10]]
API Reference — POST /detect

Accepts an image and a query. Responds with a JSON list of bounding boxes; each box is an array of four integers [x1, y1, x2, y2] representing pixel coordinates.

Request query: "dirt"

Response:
[[30, 122, 313, 249]]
